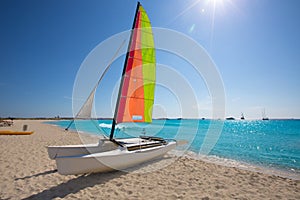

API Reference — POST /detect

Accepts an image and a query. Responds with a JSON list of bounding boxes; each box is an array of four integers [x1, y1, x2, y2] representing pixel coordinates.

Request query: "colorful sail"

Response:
[[116, 4, 156, 124]]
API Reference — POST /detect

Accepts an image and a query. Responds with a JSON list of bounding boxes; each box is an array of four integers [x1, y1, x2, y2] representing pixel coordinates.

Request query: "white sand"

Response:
[[0, 120, 299, 199]]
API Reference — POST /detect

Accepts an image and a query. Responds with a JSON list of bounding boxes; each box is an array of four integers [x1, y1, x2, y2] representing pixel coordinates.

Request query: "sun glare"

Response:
[[169, 0, 237, 31], [207, 0, 227, 12], [209, 0, 224, 5]]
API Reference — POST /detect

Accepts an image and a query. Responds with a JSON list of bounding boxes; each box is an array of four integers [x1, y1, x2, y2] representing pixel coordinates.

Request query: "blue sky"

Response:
[[0, 0, 299, 119]]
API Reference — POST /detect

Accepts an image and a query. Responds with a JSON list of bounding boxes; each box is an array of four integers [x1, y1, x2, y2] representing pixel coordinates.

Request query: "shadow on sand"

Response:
[[21, 156, 175, 199], [22, 171, 126, 200], [15, 170, 58, 181]]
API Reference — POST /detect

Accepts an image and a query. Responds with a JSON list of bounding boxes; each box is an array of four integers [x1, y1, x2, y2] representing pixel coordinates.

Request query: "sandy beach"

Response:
[[0, 120, 299, 199]]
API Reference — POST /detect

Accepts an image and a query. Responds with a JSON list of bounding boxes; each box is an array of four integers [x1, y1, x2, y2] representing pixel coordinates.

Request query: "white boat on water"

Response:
[[48, 2, 178, 175], [262, 109, 269, 120]]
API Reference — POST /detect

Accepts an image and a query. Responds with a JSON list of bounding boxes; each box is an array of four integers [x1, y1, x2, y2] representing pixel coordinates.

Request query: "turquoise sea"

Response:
[[48, 119, 300, 179]]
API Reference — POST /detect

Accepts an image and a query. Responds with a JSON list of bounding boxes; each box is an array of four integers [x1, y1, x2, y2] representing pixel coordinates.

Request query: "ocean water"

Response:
[[48, 119, 300, 179]]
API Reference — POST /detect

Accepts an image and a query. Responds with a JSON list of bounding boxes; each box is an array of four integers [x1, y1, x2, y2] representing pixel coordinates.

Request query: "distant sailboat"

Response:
[[262, 109, 269, 120], [48, 2, 177, 175], [241, 113, 245, 120]]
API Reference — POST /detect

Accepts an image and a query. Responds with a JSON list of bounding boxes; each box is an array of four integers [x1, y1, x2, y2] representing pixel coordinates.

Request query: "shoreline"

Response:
[[180, 151, 300, 181], [48, 120, 300, 181], [0, 120, 299, 199]]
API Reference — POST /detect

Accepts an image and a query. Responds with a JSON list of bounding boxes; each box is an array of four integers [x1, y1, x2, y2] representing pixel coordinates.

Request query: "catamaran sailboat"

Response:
[[48, 2, 177, 175]]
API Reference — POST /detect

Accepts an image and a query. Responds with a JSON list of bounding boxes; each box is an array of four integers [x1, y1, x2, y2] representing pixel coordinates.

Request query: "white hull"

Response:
[[54, 140, 176, 175], [47, 139, 117, 159]]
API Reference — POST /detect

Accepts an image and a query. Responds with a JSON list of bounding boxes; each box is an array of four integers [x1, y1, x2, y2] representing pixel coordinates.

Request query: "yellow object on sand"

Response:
[[0, 130, 34, 135]]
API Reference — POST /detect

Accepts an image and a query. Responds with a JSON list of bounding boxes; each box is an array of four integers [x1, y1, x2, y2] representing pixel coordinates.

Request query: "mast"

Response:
[[110, 2, 141, 140]]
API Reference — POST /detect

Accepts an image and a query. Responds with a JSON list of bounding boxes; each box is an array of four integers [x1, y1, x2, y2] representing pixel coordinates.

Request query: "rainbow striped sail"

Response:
[[115, 3, 156, 124]]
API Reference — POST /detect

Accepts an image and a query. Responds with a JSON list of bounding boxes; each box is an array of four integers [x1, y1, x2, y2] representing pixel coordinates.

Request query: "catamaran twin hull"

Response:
[[51, 139, 176, 175], [48, 139, 117, 159]]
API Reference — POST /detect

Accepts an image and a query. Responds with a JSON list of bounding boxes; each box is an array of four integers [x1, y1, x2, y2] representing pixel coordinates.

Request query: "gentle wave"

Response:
[[98, 123, 112, 128], [170, 149, 300, 180], [99, 123, 129, 129]]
